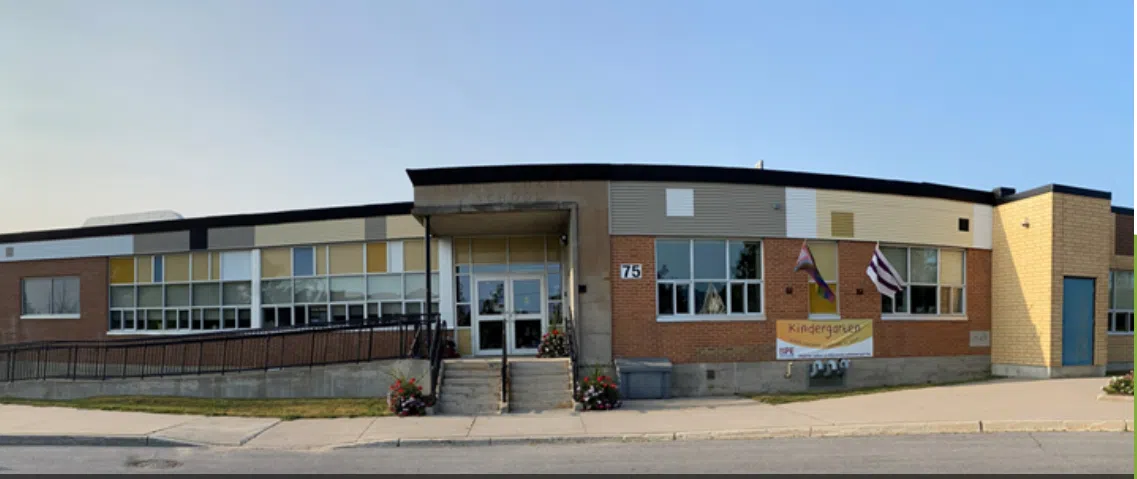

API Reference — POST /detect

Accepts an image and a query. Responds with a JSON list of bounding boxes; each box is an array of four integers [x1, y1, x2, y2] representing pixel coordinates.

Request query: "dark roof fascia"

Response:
[[0, 202, 415, 245], [1112, 206, 1134, 216], [997, 184, 1112, 205], [406, 163, 998, 205]]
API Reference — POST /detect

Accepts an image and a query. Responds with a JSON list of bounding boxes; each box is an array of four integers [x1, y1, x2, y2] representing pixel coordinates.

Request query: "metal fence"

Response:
[[1, 314, 444, 383]]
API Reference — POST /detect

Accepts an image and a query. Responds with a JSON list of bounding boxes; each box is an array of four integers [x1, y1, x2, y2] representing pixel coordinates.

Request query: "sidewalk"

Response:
[[0, 378, 1131, 450]]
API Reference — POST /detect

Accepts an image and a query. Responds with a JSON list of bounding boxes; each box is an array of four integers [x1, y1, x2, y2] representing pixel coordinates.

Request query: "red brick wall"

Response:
[[0, 257, 110, 344], [610, 237, 992, 364]]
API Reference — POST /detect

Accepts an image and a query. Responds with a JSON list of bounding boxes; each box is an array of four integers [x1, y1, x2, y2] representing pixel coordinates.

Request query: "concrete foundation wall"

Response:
[[991, 363, 1106, 379], [667, 355, 991, 397], [0, 359, 430, 401]]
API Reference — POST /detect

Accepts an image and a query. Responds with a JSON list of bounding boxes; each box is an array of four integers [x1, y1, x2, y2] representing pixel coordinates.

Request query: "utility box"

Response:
[[614, 358, 673, 399]]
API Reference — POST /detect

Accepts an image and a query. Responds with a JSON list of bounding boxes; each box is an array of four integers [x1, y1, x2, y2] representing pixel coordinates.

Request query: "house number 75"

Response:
[[620, 264, 642, 279]]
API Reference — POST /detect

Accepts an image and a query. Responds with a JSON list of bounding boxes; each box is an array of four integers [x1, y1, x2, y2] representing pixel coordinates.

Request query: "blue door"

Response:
[[1061, 277, 1095, 366]]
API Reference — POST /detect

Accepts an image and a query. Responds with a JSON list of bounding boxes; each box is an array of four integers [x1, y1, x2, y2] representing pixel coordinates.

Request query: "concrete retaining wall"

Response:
[[668, 355, 991, 397], [0, 359, 431, 400]]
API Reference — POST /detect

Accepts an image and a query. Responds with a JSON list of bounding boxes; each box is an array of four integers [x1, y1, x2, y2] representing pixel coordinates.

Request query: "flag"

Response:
[[866, 243, 905, 299], [794, 241, 835, 303]]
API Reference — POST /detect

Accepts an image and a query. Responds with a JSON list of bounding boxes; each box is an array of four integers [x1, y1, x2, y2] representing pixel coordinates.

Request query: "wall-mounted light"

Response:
[[1022, 218, 1030, 228]]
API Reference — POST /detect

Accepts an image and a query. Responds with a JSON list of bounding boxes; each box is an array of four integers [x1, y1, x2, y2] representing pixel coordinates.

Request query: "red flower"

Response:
[[409, 378, 416, 384], [398, 388, 405, 394], [551, 329, 559, 335], [583, 376, 590, 382], [417, 385, 423, 391], [599, 375, 608, 382]]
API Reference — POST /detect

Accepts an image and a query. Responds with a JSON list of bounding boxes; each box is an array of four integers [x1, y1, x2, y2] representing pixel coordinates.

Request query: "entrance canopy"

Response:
[[411, 201, 573, 237]]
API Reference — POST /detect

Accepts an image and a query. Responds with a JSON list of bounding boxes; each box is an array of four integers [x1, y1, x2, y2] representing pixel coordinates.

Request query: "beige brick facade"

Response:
[[1051, 194, 1112, 368], [991, 193, 1055, 367]]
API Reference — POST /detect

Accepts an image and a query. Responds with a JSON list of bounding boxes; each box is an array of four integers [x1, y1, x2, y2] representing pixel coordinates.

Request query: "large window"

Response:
[[880, 246, 966, 318], [21, 276, 80, 317], [806, 242, 839, 318], [1109, 270, 1134, 334], [108, 252, 252, 333], [655, 239, 762, 319], [261, 242, 439, 328]]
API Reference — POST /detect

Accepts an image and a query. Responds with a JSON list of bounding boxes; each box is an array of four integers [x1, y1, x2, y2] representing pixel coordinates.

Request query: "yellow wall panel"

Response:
[[366, 242, 388, 273], [815, 190, 974, 247], [472, 238, 508, 264], [329, 243, 364, 274], [109, 258, 135, 284], [809, 284, 839, 315], [164, 254, 190, 282], [454, 238, 472, 265], [509, 236, 546, 263], [261, 248, 291, 278], [316, 245, 328, 275], [403, 239, 439, 272], [253, 219, 365, 247], [191, 253, 210, 281], [210, 253, 221, 280], [830, 212, 855, 238], [385, 215, 424, 239], [136, 256, 153, 284]]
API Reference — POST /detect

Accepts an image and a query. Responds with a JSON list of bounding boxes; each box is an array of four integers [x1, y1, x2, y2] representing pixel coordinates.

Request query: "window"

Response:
[[1109, 270, 1134, 334], [881, 246, 966, 318], [806, 242, 839, 318], [21, 277, 80, 317], [655, 239, 762, 320], [261, 241, 440, 329], [108, 253, 252, 333]]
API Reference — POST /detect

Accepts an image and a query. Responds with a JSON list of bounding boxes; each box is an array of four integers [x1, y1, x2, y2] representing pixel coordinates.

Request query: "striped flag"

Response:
[[794, 241, 836, 303], [866, 244, 905, 299]]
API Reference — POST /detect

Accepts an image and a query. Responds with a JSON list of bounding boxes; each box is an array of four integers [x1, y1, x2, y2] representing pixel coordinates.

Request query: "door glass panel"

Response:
[[479, 320, 504, 350], [512, 279, 542, 315], [478, 280, 505, 315], [514, 318, 542, 350]]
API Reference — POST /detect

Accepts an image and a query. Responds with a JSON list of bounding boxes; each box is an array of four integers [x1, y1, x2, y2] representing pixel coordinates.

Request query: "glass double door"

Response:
[[473, 275, 545, 356]]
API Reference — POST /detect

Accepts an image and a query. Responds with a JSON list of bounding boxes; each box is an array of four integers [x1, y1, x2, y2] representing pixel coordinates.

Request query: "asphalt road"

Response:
[[0, 433, 1131, 474]]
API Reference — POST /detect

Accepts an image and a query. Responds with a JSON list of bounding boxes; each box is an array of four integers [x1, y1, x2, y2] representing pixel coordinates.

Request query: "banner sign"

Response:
[[776, 319, 873, 360]]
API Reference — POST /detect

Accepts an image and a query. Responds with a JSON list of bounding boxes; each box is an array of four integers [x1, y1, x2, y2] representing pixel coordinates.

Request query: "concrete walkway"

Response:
[[0, 378, 1130, 450]]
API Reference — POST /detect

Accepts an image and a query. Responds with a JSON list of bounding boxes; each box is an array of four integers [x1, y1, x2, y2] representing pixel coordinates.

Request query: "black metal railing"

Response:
[[1, 314, 439, 383], [426, 316, 448, 404], [564, 311, 579, 389], [501, 314, 509, 404]]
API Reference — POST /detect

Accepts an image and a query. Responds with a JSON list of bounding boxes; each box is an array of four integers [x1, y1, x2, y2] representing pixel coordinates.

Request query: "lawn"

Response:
[[0, 396, 392, 420], [750, 377, 995, 405]]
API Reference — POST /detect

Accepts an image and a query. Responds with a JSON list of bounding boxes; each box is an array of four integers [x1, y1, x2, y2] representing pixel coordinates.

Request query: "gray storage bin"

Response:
[[615, 358, 673, 399]]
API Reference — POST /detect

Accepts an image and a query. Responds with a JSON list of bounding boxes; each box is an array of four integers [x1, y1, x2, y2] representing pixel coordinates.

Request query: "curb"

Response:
[[1096, 392, 1134, 402], [0, 434, 199, 448], [338, 419, 1132, 449]]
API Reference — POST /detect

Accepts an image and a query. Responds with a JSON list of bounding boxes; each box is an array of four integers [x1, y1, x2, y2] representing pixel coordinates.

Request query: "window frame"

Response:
[[655, 239, 765, 323], [1108, 270, 1134, 336], [20, 276, 81, 319], [880, 245, 968, 321]]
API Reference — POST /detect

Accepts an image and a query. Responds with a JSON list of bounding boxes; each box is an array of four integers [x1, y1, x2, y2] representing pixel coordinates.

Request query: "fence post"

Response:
[[197, 342, 204, 375], [220, 339, 228, 375], [366, 325, 374, 362], [160, 344, 168, 377], [264, 336, 272, 372], [6, 349, 14, 382], [67, 346, 75, 380], [140, 346, 147, 379], [36, 345, 43, 380]]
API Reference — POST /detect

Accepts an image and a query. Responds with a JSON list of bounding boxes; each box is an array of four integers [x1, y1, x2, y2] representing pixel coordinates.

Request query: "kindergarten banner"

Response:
[[776, 319, 873, 360]]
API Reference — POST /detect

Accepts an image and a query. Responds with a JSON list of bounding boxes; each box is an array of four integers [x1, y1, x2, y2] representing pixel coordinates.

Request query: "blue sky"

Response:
[[0, 0, 1131, 233]]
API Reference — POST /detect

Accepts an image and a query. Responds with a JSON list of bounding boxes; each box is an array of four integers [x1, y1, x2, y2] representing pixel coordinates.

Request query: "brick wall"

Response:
[[1051, 194, 1112, 367], [0, 257, 110, 345], [991, 194, 1054, 367], [611, 236, 990, 364]]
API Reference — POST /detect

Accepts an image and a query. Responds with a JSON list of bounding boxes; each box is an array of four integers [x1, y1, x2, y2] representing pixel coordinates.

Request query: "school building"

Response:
[[0, 163, 1132, 400]]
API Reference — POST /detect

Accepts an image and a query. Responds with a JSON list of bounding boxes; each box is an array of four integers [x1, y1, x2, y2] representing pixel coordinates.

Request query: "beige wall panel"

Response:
[[329, 243, 364, 274], [254, 219, 366, 247], [815, 190, 974, 248], [385, 215, 424, 239]]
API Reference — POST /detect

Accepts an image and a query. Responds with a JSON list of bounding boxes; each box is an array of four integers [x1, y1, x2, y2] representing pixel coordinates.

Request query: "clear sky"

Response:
[[0, 0, 1132, 233]]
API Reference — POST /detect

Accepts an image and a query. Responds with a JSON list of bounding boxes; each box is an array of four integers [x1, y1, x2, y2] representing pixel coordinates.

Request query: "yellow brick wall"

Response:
[[992, 193, 1054, 366], [1050, 194, 1113, 367], [1107, 335, 1134, 365]]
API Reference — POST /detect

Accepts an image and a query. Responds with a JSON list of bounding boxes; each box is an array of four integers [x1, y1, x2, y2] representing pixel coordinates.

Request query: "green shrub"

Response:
[[1103, 371, 1133, 396]]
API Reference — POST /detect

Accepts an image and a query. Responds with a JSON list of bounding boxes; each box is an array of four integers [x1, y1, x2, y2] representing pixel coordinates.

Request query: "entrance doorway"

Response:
[[1061, 277, 1096, 366], [472, 275, 546, 356]]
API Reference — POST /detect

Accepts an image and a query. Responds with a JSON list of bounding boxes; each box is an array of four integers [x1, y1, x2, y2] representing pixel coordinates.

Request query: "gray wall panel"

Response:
[[207, 226, 254, 250], [133, 231, 190, 254], [610, 182, 787, 237], [363, 216, 388, 240]]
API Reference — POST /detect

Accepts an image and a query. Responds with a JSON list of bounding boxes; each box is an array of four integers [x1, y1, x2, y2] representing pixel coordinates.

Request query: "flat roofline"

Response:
[[996, 184, 1113, 204], [0, 202, 414, 244], [1113, 206, 1134, 216], [406, 163, 1000, 205]]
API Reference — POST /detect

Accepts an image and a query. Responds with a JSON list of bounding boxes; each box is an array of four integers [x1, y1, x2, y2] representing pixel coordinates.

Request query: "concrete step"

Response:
[[511, 381, 572, 396], [440, 399, 500, 415], [442, 384, 500, 397], [442, 376, 501, 387], [510, 387, 573, 402], [510, 371, 571, 382], [444, 369, 501, 379], [444, 360, 501, 371], [509, 402, 573, 413], [510, 361, 570, 373]]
